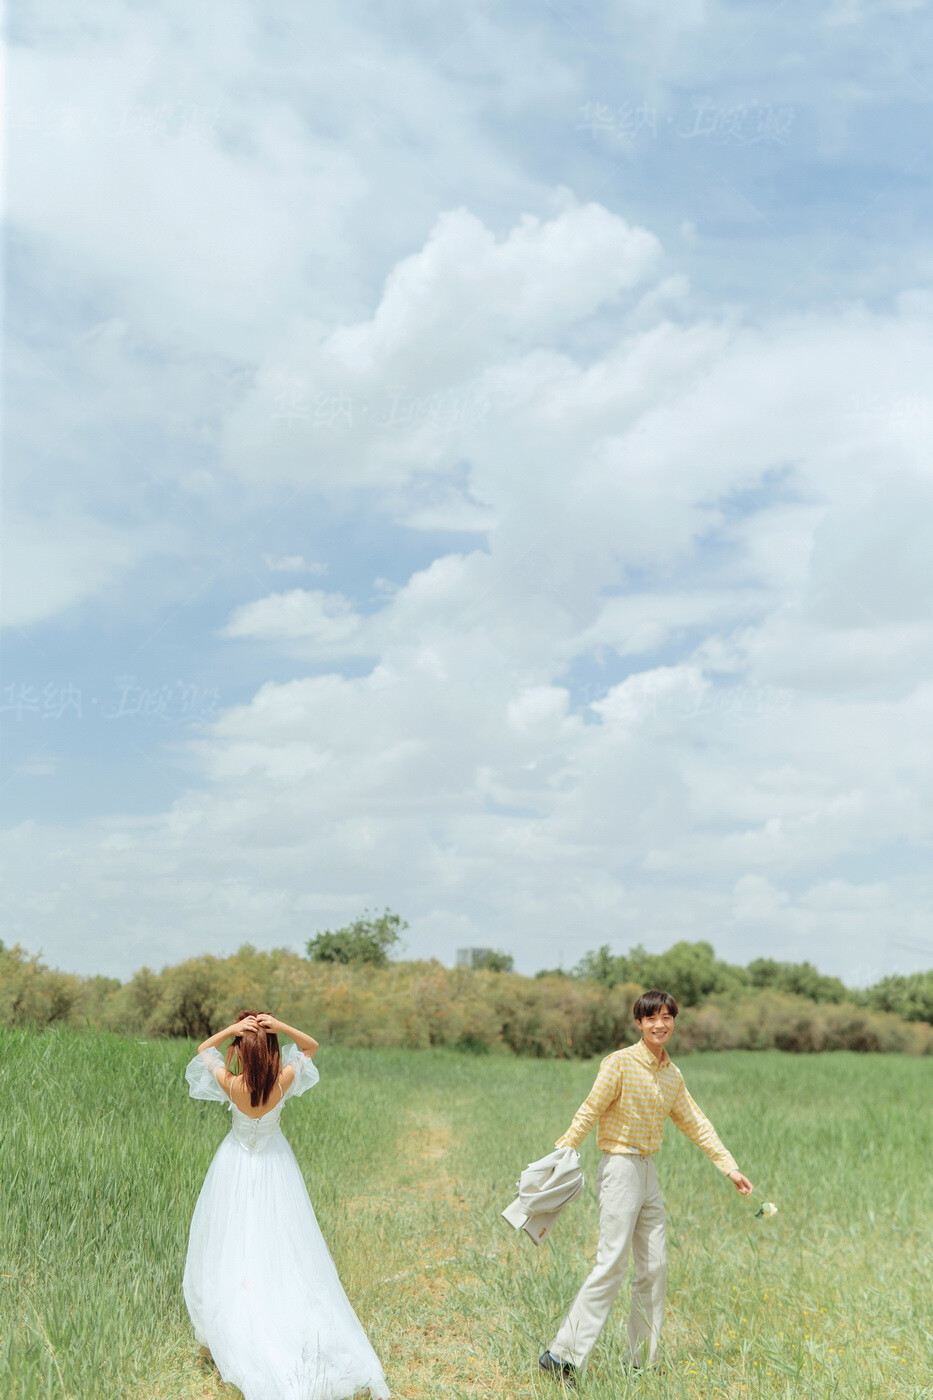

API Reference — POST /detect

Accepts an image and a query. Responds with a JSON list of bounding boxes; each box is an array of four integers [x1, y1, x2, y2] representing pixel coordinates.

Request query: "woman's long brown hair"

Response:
[[225, 1009, 281, 1107]]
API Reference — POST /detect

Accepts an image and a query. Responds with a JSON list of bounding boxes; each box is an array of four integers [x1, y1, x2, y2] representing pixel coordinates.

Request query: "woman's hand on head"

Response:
[[232, 1015, 260, 1036], [255, 1012, 283, 1034]]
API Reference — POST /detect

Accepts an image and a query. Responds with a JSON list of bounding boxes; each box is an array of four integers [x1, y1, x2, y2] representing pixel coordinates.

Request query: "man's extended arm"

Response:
[[668, 1079, 753, 1192], [555, 1054, 623, 1150]]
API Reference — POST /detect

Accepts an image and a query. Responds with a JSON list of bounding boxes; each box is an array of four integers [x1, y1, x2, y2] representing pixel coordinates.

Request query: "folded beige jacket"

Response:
[[501, 1146, 584, 1246]]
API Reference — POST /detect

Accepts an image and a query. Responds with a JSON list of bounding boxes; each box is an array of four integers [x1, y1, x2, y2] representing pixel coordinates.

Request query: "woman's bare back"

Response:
[[220, 1063, 296, 1117]]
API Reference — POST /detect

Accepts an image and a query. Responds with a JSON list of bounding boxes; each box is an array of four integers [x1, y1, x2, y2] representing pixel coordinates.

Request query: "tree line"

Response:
[[306, 911, 933, 1025], [558, 939, 933, 1024], [1, 914, 930, 1057]]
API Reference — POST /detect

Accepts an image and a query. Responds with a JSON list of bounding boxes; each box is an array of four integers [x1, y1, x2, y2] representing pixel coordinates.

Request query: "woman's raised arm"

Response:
[[197, 1015, 258, 1055]]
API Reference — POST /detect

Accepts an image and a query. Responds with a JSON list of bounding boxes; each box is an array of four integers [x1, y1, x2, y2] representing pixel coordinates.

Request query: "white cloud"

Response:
[[222, 200, 662, 487], [262, 555, 327, 574], [0, 511, 165, 627], [15, 754, 60, 778], [8, 0, 563, 359], [326, 202, 661, 373], [221, 589, 365, 649]]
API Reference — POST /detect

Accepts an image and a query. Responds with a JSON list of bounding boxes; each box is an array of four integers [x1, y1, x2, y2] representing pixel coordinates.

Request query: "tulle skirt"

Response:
[[183, 1132, 390, 1400]]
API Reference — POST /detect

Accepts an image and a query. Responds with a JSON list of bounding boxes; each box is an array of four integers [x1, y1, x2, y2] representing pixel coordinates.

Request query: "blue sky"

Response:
[[4, 0, 933, 983]]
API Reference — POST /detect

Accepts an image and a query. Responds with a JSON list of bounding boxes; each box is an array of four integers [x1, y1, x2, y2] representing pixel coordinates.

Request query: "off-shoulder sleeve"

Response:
[[185, 1047, 232, 1106], [281, 1042, 320, 1099]]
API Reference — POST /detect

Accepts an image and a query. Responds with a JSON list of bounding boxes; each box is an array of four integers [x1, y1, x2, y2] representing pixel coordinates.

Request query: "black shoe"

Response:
[[539, 1351, 577, 1387]]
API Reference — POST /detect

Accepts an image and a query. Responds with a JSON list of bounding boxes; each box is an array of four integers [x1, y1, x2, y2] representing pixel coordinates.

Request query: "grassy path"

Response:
[[1, 1031, 930, 1399]]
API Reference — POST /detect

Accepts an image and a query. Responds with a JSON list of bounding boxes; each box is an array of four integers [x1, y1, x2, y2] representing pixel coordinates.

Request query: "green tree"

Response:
[[471, 949, 514, 973], [305, 909, 408, 966], [747, 958, 848, 1003], [80, 975, 123, 1024], [572, 940, 749, 1005], [125, 966, 163, 1025], [573, 945, 634, 987], [640, 941, 749, 1007], [0, 942, 84, 1028], [144, 957, 229, 1039], [864, 970, 933, 1023]]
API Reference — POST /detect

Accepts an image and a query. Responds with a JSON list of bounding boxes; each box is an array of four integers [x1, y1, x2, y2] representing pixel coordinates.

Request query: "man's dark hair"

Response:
[[633, 989, 679, 1020]]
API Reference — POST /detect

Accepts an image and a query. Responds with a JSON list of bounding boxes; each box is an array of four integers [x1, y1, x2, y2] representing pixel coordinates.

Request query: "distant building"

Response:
[[456, 947, 495, 969]]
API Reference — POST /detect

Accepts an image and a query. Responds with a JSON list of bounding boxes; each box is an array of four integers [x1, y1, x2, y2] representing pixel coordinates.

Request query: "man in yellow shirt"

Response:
[[539, 989, 753, 1384]]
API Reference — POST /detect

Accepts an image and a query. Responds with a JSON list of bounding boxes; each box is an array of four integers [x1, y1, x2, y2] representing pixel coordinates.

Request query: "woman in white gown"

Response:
[[184, 1010, 390, 1400]]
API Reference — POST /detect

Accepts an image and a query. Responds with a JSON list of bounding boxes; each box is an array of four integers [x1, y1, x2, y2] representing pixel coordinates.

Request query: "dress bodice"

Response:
[[228, 1097, 287, 1152]]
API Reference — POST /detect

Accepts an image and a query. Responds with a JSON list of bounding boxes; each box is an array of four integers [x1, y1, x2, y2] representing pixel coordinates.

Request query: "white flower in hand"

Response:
[[755, 1201, 778, 1218]]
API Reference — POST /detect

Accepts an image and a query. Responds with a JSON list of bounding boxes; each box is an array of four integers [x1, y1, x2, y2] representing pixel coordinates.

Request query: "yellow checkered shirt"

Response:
[[555, 1039, 738, 1174]]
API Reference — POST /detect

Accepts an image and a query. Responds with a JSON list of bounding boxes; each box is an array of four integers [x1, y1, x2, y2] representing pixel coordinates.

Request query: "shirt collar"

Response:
[[633, 1038, 670, 1069]]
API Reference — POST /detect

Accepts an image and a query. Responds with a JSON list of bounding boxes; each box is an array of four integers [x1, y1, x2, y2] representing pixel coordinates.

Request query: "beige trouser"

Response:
[[549, 1152, 667, 1369]]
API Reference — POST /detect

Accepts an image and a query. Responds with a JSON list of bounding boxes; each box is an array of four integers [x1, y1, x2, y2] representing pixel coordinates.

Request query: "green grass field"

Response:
[[1, 1029, 930, 1400]]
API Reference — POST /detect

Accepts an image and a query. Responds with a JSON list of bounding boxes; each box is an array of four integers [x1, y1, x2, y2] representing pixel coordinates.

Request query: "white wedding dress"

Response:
[[184, 1044, 390, 1400]]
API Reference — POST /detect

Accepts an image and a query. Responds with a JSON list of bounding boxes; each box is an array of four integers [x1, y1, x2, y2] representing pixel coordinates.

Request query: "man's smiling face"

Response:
[[637, 1008, 675, 1053]]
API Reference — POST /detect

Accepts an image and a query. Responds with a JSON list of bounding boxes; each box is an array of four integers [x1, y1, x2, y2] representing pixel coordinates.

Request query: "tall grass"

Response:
[[1, 1030, 930, 1399]]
